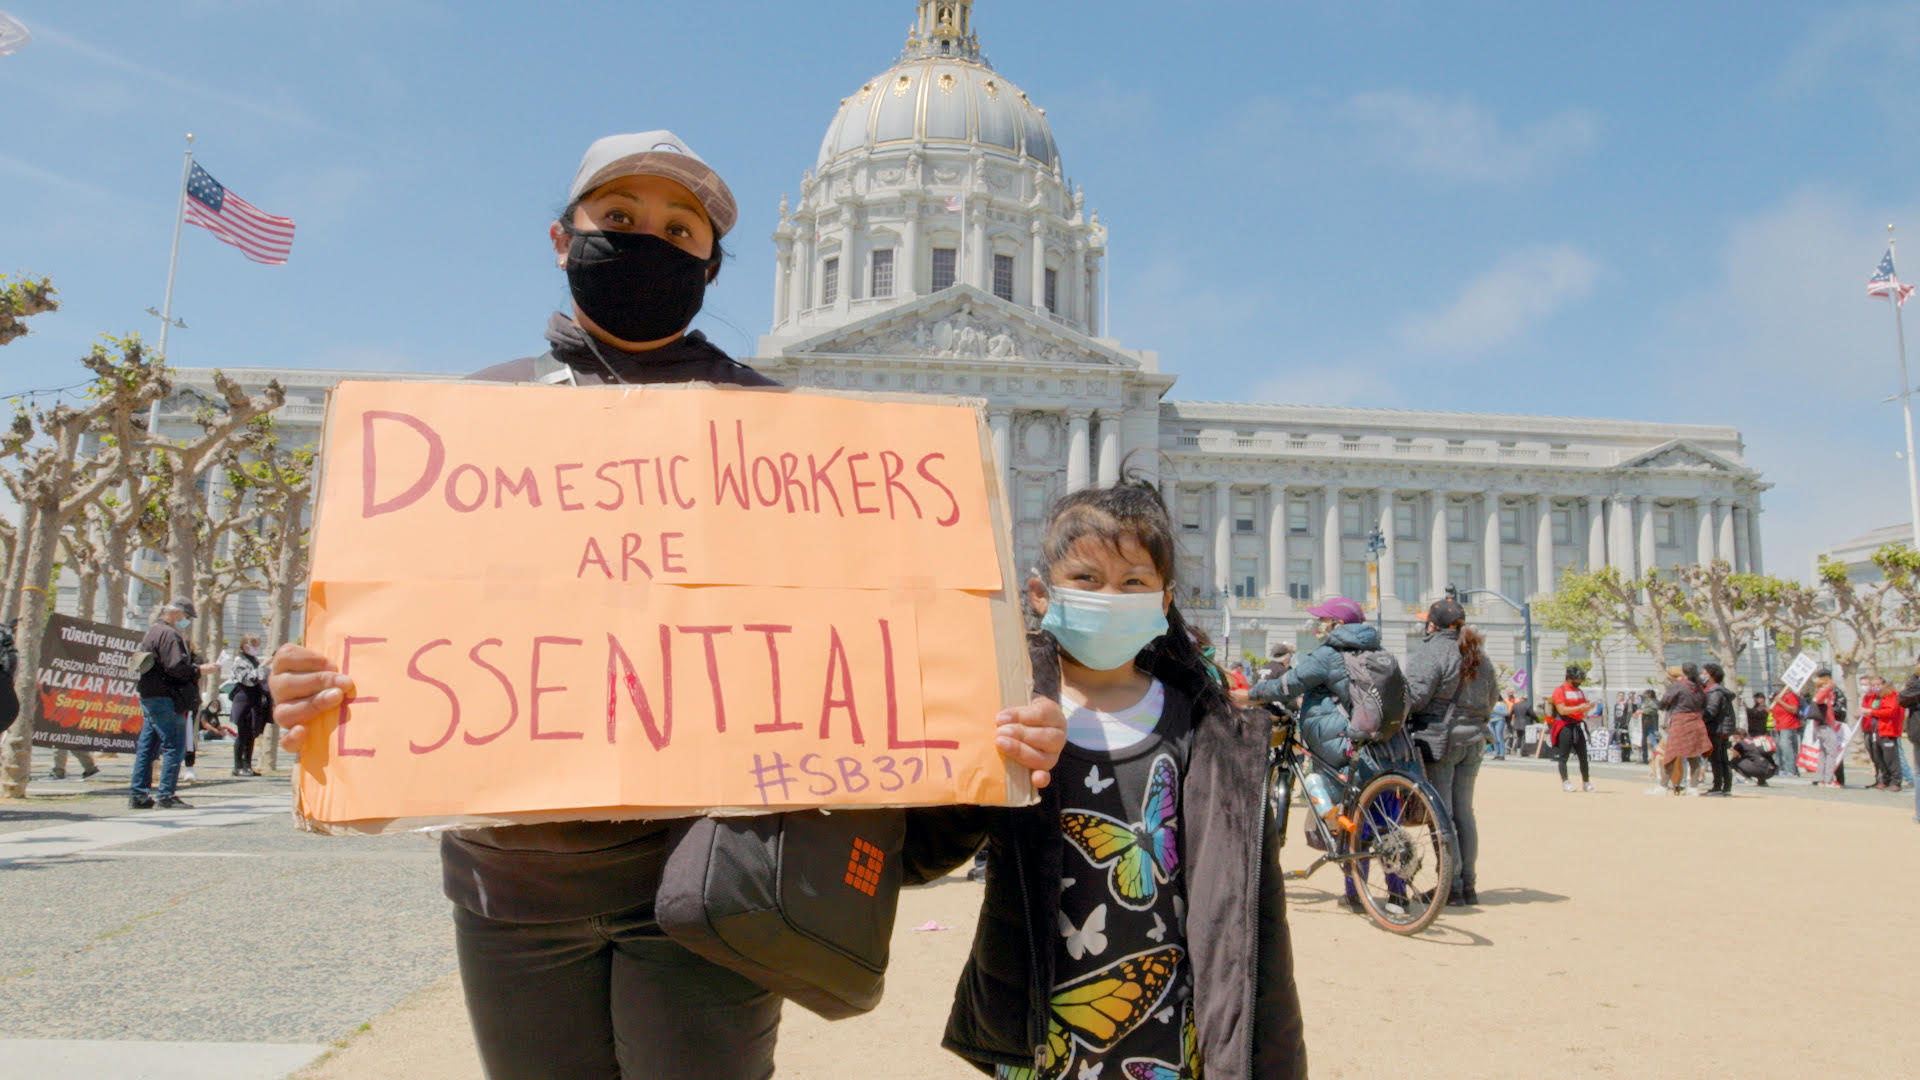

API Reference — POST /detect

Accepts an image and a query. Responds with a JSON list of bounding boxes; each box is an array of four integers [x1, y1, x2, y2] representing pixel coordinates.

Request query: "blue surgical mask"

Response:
[[1040, 586, 1169, 671]]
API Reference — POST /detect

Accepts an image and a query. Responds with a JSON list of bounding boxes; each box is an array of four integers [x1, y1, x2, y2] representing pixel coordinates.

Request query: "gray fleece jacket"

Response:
[[1403, 628, 1497, 761]]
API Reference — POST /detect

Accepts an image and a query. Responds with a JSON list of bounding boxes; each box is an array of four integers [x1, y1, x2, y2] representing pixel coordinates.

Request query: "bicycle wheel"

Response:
[[1344, 772, 1453, 934]]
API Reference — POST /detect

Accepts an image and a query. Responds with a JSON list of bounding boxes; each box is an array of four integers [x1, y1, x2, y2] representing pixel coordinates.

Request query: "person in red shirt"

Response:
[[1769, 684, 1803, 777], [1549, 665, 1594, 792], [1860, 673, 1905, 791], [1811, 670, 1846, 786]]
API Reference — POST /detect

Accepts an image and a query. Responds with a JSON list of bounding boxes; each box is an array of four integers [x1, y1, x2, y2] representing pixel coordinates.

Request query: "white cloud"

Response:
[[1397, 245, 1599, 354], [1342, 91, 1599, 182]]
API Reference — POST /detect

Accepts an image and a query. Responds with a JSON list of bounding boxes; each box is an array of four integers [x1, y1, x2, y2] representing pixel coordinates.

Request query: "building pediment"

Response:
[[779, 285, 1138, 369], [1617, 440, 1747, 475]]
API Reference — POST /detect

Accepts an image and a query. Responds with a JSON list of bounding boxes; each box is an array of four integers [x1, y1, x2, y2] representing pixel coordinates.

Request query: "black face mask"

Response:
[[563, 226, 709, 344]]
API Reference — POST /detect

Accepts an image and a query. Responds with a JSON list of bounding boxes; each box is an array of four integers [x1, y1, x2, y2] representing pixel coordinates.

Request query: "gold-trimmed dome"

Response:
[[815, 2, 1059, 171]]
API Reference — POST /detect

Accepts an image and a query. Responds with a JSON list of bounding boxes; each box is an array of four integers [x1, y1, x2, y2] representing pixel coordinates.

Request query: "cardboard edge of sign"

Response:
[[291, 380, 1037, 836]]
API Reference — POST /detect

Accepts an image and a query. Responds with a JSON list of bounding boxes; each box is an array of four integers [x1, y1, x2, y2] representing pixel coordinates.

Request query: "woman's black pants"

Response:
[[452, 902, 781, 1080]]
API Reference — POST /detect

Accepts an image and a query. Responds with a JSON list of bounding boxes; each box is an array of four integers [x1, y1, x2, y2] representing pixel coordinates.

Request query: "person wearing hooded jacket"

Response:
[[1403, 598, 1496, 906], [1246, 596, 1386, 770], [263, 131, 1071, 1080]]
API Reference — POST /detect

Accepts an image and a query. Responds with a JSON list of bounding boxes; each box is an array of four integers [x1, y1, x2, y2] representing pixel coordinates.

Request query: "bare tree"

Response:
[[223, 420, 314, 774], [1815, 545, 1920, 689], [0, 339, 169, 796], [1674, 561, 1769, 688], [0, 273, 57, 346], [1540, 566, 1695, 674], [144, 373, 285, 609]]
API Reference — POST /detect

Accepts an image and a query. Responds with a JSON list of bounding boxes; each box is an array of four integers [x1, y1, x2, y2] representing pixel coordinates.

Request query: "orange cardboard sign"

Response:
[[296, 381, 1030, 833]]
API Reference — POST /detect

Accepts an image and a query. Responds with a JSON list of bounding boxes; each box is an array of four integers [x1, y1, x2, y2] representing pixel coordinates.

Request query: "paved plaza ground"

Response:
[[0, 750, 1913, 1079]]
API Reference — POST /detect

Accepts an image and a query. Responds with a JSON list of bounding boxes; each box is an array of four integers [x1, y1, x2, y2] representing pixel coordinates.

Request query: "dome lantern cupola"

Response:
[[766, 1, 1107, 343], [900, 0, 985, 65]]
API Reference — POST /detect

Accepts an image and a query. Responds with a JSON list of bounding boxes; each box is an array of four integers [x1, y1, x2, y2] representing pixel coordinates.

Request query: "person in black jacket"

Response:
[[130, 599, 219, 809], [228, 635, 270, 776], [1701, 663, 1738, 796], [263, 131, 1070, 1080]]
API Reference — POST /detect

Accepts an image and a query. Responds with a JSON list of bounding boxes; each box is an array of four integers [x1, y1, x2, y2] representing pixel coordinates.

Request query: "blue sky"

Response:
[[3, 0, 1918, 580]]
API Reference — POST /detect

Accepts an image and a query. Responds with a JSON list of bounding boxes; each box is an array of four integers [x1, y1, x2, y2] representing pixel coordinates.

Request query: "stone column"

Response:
[[1213, 481, 1233, 593], [1268, 485, 1288, 600], [771, 240, 792, 326], [1322, 488, 1343, 600], [1376, 487, 1397, 616], [1030, 219, 1046, 312], [1087, 251, 1103, 335], [1638, 497, 1658, 575], [842, 202, 864, 308], [1534, 495, 1554, 597], [899, 198, 921, 299], [1696, 499, 1716, 566], [1429, 493, 1449, 599], [795, 224, 815, 315], [1746, 503, 1765, 573], [1070, 238, 1087, 327], [1717, 499, 1737, 564], [1482, 494, 1502, 595], [1096, 412, 1122, 487], [971, 210, 989, 290], [1065, 410, 1091, 491], [1607, 495, 1634, 575], [989, 410, 1012, 499], [1732, 504, 1752, 573], [1586, 494, 1606, 571]]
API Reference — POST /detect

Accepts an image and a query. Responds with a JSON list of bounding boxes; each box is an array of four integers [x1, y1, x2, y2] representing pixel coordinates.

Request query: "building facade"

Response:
[[108, 0, 1770, 696]]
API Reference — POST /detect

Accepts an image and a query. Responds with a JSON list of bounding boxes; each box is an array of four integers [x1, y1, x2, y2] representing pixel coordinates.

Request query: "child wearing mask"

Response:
[[920, 483, 1306, 1079]]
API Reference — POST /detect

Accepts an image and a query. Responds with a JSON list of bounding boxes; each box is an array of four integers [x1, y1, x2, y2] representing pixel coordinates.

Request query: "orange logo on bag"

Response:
[[844, 837, 884, 896]]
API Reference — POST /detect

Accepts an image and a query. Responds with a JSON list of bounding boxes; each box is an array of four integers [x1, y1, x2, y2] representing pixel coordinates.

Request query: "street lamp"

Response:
[[1365, 526, 1387, 618], [1450, 582, 1537, 704]]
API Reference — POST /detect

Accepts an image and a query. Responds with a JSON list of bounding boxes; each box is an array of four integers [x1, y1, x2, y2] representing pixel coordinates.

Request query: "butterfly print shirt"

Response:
[[995, 685, 1200, 1079]]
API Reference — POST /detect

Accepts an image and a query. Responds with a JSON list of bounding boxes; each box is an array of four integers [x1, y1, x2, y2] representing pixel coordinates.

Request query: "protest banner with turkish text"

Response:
[[31, 613, 144, 753]]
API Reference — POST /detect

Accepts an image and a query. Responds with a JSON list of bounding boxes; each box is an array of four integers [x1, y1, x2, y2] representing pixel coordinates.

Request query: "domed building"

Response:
[[144, 0, 1774, 705], [748, 0, 1773, 697]]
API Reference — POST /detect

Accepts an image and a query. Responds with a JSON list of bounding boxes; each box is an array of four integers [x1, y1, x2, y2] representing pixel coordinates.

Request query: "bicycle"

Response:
[[1268, 714, 1455, 934]]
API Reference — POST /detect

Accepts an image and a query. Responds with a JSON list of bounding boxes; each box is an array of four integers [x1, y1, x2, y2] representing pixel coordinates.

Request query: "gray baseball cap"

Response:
[[567, 130, 737, 238]]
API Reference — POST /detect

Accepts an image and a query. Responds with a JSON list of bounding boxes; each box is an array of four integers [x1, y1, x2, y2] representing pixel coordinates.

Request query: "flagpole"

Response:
[[1890, 226, 1920, 553], [157, 133, 194, 361]]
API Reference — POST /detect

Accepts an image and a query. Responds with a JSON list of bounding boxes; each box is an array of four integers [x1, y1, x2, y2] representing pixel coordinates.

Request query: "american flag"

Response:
[[184, 162, 295, 265], [1868, 247, 1914, 306], [944, 194, 962, 212]]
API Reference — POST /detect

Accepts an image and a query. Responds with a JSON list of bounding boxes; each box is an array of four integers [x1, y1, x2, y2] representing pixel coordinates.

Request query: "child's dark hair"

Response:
[[1033, 481, 1230, 713]]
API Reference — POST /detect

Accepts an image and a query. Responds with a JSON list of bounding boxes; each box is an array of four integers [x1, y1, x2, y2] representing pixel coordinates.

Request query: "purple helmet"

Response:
[[1306, 597, 1366, 624]]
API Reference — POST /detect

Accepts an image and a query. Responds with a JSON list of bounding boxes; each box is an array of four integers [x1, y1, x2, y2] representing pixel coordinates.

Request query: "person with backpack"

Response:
[[1246, 595, 1407, 913], [1403, 598, 1495, 906], [1548, 665, 1595, 792]]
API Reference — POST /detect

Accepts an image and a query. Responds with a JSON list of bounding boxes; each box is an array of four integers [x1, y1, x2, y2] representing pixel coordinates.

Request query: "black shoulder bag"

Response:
[[656, 808, 908, 1020]]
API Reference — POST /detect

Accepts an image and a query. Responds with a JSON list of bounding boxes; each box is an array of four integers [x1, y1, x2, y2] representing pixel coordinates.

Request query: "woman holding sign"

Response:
[[268, 132, 1068, 1080]]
